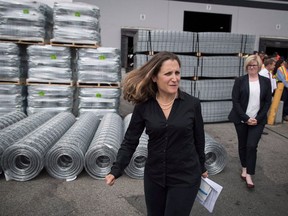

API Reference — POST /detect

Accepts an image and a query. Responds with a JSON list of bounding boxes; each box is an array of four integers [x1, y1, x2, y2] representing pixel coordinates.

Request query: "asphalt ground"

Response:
[[1, 99, 288, 216]]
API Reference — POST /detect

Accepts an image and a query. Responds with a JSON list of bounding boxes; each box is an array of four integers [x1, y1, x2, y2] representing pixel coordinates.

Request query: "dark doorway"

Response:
[[183, 11, 232, 32], [121, 28, 138, 72], [259, 37, 288, 60]]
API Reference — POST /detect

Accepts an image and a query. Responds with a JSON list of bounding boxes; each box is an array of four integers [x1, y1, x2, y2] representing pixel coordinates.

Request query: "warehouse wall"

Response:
[[73, 0, 288, 50]]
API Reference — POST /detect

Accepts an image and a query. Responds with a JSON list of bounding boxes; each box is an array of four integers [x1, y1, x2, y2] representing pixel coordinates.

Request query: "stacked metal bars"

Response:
[[123, 113, 148, 179], [201, 101, 232, 123], [0, 0, 53, 41], [192, 79, 235, 101], [134, 54, 198, 77], [77, 87, 121, 118], [77, 47, 121, 83], [0, 111, 26, 130], [134, 29, 196, 53], [1, 112, 75, 181], [51, 2, 101, 44], [197, 56, 244, 78], [26, 45, 74, 83], [204, 132, 228, 175], [85, 113, 123, 179], [45, 112, 100, 180], [26, 85, 75, 115], [197, 32, 255, 54], [0, 111, 55, 174]]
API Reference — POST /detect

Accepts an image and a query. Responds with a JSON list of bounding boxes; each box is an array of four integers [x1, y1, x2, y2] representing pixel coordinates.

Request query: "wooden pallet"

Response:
[[77, 81, 120, 88], [50, 41, 100, 48], [0, 36, 46, 45], [0, 79, 26, 85], [26, 79, 75, 86]]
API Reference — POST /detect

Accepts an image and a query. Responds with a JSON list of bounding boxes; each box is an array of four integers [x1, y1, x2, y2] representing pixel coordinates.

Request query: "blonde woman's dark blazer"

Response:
[[228, 74, 272, 125]]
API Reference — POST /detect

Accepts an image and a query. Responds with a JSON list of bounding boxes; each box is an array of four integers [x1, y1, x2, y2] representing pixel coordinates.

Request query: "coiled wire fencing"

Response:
[[85, 113, 123, 179], [123, 113, 148, 179], [205, 132, 228, 175], [0, 112, 55, 173], [1, 112, 75, 181], [45, 112, 101, 180], [0, 111, 27, 130]]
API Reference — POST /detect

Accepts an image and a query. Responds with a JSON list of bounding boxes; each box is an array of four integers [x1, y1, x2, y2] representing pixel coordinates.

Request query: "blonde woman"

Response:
[[228, 55, 272, 189]]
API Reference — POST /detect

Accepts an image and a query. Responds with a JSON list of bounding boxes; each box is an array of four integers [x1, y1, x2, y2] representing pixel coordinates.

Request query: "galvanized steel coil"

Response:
[[205, 133, 228, 175], [85, 113, 123, 179], [0, 111, 27, 130], [1, 112, 75, 181], [0, 112, 55, 173], [45, 112, 100, 180], [123, 113, 148, 179]]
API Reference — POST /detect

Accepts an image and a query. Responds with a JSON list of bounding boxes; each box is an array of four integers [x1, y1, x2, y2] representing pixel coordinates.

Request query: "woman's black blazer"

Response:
[[228, 74, 272, 125]]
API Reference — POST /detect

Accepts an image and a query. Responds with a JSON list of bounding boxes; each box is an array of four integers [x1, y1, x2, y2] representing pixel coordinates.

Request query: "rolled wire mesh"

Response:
[[1, 112, 75, 181], [45, 112, 101, 180], [85, 113, 123, 179], [123, 113, 148, 179], [0, 112, 55, 173], [0, 111, 27, 130], [205, 132, 228, 175]]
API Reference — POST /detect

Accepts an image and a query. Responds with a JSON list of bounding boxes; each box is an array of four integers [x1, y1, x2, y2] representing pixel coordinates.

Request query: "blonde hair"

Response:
[[244, 54, 263, 73], [122, 52, 181, 104]]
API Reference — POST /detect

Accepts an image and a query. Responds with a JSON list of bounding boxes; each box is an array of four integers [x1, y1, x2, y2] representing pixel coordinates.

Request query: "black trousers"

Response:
[[234, 123, 264, 175], [144, 173, 201, 216]]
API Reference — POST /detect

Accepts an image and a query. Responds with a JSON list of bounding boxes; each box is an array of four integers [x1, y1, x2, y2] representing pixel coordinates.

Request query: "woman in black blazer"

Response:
[[228, 54, 272, 189]]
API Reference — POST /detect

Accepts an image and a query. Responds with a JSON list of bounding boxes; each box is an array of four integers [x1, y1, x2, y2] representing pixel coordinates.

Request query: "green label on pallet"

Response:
[[98, 55, 106, 60], [75, 12, 81, 17], [38, 91, 45, 96], [95, 93, 102, 98], [23, 9, 29, 14], [50, 54, 57, 60]]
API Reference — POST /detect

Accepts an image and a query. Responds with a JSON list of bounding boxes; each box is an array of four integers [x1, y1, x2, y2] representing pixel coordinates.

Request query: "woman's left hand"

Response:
[[201, 171, 209, 178]]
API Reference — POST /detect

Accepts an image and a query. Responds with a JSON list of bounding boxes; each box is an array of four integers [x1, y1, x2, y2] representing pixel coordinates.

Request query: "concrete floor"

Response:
[[1, 95, 288, 216]]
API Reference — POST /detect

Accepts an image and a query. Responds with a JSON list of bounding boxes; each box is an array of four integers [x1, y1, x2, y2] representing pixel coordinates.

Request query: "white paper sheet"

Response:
[[196, 177, 223, 213]]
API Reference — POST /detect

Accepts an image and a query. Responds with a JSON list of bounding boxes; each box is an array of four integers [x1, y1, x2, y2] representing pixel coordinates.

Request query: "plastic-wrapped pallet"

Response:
[[26, 85, 74, 115], [27, 45, 74, 83], [134, 29, 196, 53], [0, 42, 24, 80], [0, 84, 26, 115], [51, 2, 101, 45], [77, 47, 121, 83], [77, 87, 121, 118], [0, 0, 53, 41]]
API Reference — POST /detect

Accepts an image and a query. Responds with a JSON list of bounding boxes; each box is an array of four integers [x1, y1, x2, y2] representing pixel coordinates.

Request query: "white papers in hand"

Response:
[[196, 177, 223, 213]]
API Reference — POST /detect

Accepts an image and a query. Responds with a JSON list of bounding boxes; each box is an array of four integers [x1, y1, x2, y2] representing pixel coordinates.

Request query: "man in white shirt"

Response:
[[259, 58, 276, 94]]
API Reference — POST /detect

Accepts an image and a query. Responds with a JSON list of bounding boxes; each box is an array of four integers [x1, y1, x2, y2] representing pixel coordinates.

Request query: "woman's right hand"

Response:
[[105, 174, 116, 186]]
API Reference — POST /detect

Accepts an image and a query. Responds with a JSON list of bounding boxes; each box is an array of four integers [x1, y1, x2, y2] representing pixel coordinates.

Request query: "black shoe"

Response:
[[262, 131, 268, 135]]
